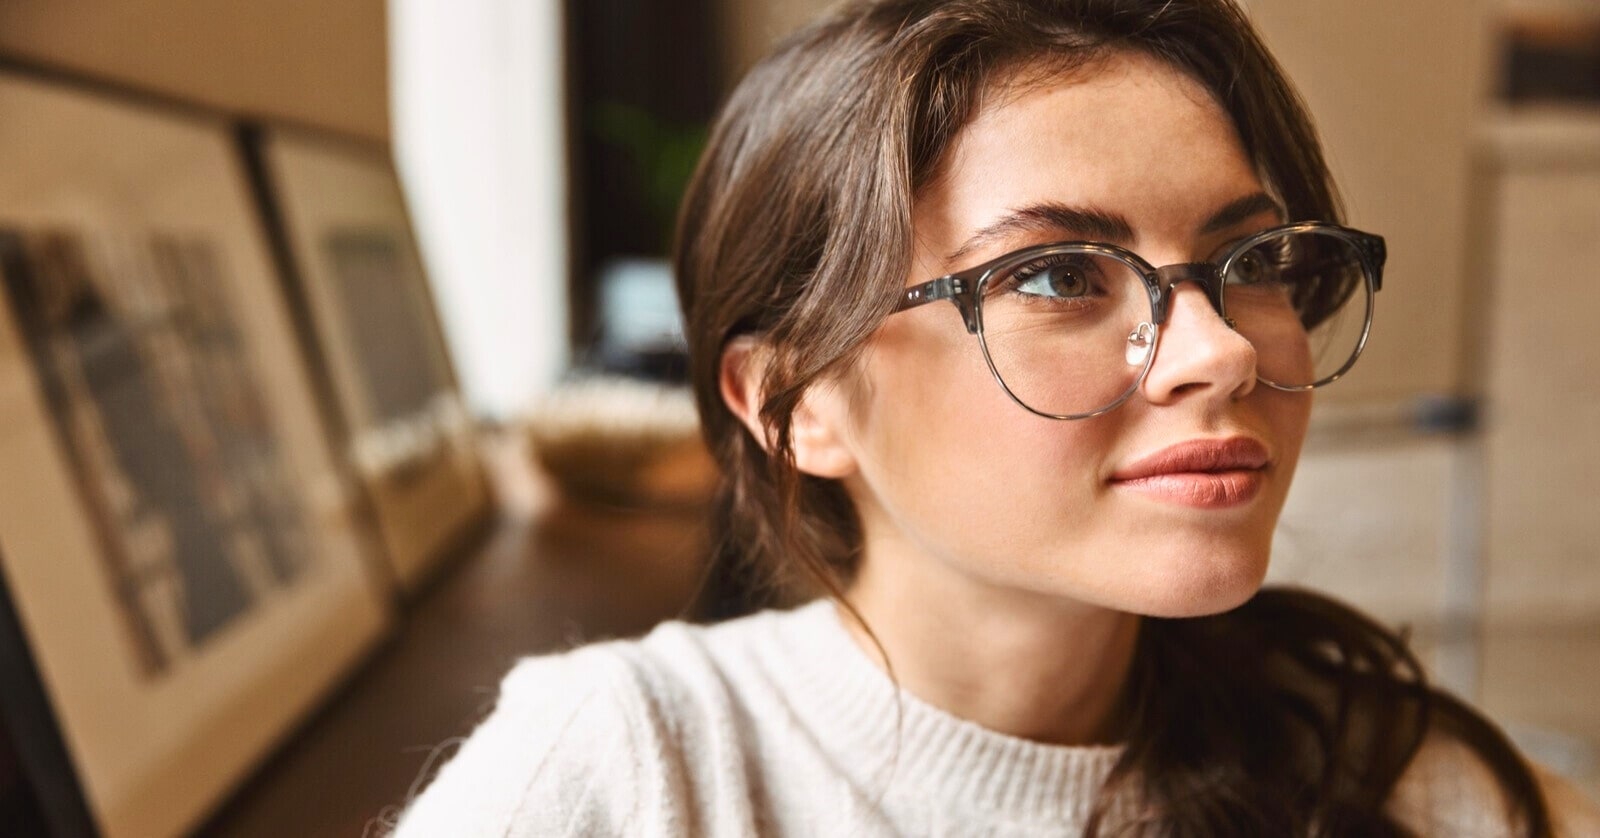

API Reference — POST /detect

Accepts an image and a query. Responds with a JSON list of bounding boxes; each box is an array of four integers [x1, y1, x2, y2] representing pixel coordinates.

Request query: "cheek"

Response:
[[848, 315, 1117, 554], [1257, 386, 1313, 480], [854, 312, 1037, 480]]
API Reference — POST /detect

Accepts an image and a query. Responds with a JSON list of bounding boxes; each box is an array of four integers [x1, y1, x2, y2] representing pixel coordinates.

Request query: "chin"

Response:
[[1123, 547, 1271, 619]]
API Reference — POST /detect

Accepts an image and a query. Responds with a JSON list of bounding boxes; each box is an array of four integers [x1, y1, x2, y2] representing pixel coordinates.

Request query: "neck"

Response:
[[841, 548, 1141, 747]]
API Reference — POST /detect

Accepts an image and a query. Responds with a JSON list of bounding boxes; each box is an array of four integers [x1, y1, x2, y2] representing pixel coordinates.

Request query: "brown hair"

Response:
[[674, 0, 1551, 833]]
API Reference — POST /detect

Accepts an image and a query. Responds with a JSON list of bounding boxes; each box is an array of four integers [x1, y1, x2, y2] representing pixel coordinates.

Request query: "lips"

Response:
[[1111, 437, 1270, 481], [1109, 437, 1270, 508]]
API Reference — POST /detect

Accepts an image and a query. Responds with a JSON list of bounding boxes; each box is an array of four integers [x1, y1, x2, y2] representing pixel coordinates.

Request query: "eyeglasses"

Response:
[[894, 222, 1386, 419]]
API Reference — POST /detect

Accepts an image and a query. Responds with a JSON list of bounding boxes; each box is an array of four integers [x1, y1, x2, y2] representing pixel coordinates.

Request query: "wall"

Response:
[[389, 0, 571, 418], [1475, 117, 1600, 787], [716, 0, 830, 87], [0, 0, 388, 142], [1246, 0, 1492, 404]]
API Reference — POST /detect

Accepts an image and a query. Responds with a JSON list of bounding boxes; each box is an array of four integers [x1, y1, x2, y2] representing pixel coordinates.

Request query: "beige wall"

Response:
[[716, 0, 832, 87], [1476, 124, 1600, 782], [1246, 0, 1493, 404], [1480, 117, 1600, 624], [0, 0, 388, 142]]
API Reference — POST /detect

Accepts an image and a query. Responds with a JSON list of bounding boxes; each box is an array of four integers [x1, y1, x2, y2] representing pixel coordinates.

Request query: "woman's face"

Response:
[[832, 50, 1313, 618]]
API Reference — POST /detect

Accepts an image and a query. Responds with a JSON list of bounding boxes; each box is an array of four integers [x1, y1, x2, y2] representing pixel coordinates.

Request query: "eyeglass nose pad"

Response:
[[1126, 321, 1156, 366]]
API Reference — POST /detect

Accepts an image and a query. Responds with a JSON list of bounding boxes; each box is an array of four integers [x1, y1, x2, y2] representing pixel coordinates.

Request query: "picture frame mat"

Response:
[[0, 72, 391, 838]]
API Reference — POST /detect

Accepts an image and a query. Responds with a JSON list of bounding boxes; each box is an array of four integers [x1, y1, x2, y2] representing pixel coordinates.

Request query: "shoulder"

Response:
[[387, 607, 804, 837], [386, 642, 654, 837], [1389, 729, 1600, 837]]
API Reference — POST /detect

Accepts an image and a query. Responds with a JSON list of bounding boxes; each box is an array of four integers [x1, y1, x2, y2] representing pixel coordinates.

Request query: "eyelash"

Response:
[[993, 254, 1104, 303], [1013, 255, 1074, 279]]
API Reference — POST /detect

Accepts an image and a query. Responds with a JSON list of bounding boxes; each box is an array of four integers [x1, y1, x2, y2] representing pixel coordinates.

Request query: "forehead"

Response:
[[913, 50, 1264, 256]]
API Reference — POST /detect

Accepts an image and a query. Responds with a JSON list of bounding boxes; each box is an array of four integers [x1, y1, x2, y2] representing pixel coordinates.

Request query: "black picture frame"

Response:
[[245, 126, 495, 592]]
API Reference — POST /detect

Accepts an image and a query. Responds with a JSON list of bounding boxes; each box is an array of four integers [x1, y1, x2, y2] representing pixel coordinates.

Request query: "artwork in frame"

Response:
[[0, 72, 391, 838], [255, 128, 492, 591]]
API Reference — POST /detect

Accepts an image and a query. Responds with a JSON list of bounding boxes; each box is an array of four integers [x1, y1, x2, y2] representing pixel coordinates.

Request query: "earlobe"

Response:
[[718, 337, 857, 479]]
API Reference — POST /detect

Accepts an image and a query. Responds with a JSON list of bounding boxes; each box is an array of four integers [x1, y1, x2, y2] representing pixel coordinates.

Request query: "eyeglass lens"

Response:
[[977, 228, 1371, 417]]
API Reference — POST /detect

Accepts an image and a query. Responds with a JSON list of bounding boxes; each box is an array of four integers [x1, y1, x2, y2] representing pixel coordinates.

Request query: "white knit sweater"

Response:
[[392, 600, 1599, 836]]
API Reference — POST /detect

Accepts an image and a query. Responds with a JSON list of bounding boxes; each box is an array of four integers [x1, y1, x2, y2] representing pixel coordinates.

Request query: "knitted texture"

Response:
[[392, 601, 1599, 837]]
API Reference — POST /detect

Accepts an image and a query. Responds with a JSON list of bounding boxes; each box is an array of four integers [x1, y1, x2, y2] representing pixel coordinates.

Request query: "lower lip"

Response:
[[1110, 470, 1265, 509]]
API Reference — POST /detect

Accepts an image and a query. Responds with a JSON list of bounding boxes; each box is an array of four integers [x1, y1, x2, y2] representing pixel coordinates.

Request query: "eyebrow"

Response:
[[944, 191, 1286, 267], [1199, 192, 1286, 235], [946, 204, 1132, 265]]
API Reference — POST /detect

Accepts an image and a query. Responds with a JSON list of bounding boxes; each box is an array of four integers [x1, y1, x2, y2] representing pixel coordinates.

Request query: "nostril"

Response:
[[1137, 289, 1260, 405]]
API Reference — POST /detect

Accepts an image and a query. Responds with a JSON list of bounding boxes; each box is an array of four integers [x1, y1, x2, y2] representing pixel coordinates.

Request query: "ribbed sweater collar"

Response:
[[771, 599, 1129, 825]]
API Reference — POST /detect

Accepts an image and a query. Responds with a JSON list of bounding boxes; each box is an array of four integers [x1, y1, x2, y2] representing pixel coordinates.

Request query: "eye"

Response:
[[1226, 241, 1291, 286], [1008, 255, 1100, 299]]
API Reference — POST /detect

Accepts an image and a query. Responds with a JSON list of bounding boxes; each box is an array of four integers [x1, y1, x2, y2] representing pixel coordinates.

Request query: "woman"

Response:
[[395, 0, 1599, 834]]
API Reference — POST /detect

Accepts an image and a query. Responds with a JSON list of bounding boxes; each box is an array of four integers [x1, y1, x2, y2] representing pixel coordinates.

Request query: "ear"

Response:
[[719, 337, 857, 479]]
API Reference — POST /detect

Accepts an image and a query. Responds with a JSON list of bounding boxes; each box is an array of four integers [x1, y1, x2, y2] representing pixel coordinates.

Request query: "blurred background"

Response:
[[0, 0, 1595, 836]]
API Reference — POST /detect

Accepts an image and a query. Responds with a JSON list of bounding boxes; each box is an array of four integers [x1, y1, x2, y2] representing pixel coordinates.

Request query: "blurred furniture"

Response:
[[1477, 108, 1600, 795]]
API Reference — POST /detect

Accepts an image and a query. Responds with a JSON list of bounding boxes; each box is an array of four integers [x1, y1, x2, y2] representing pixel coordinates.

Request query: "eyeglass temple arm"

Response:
[[897, 276, 965, 310], [897, 276, 979, 333]]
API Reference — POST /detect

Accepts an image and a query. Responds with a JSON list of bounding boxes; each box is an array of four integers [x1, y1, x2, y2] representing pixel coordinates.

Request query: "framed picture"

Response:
[[0, 72, 392, 838], [253, 128, 492, 591], [1499, 8, 1600, 106]]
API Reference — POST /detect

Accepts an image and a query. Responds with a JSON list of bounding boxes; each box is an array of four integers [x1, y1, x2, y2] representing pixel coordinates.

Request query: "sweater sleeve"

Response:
[[1388, 731, 1600, 837], [386, 647, 649, 837]]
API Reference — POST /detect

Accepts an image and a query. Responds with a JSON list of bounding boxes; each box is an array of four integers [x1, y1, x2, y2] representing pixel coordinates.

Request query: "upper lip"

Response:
[[1110, 437, 1270, 481]]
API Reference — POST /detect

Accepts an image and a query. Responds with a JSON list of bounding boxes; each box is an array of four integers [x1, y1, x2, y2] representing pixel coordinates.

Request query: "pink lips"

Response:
[[1109, 437, 1271, 509]]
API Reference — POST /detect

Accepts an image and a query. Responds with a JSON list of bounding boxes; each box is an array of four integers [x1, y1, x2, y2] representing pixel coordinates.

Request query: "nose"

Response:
[[1140, 280, 1258, 406]]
